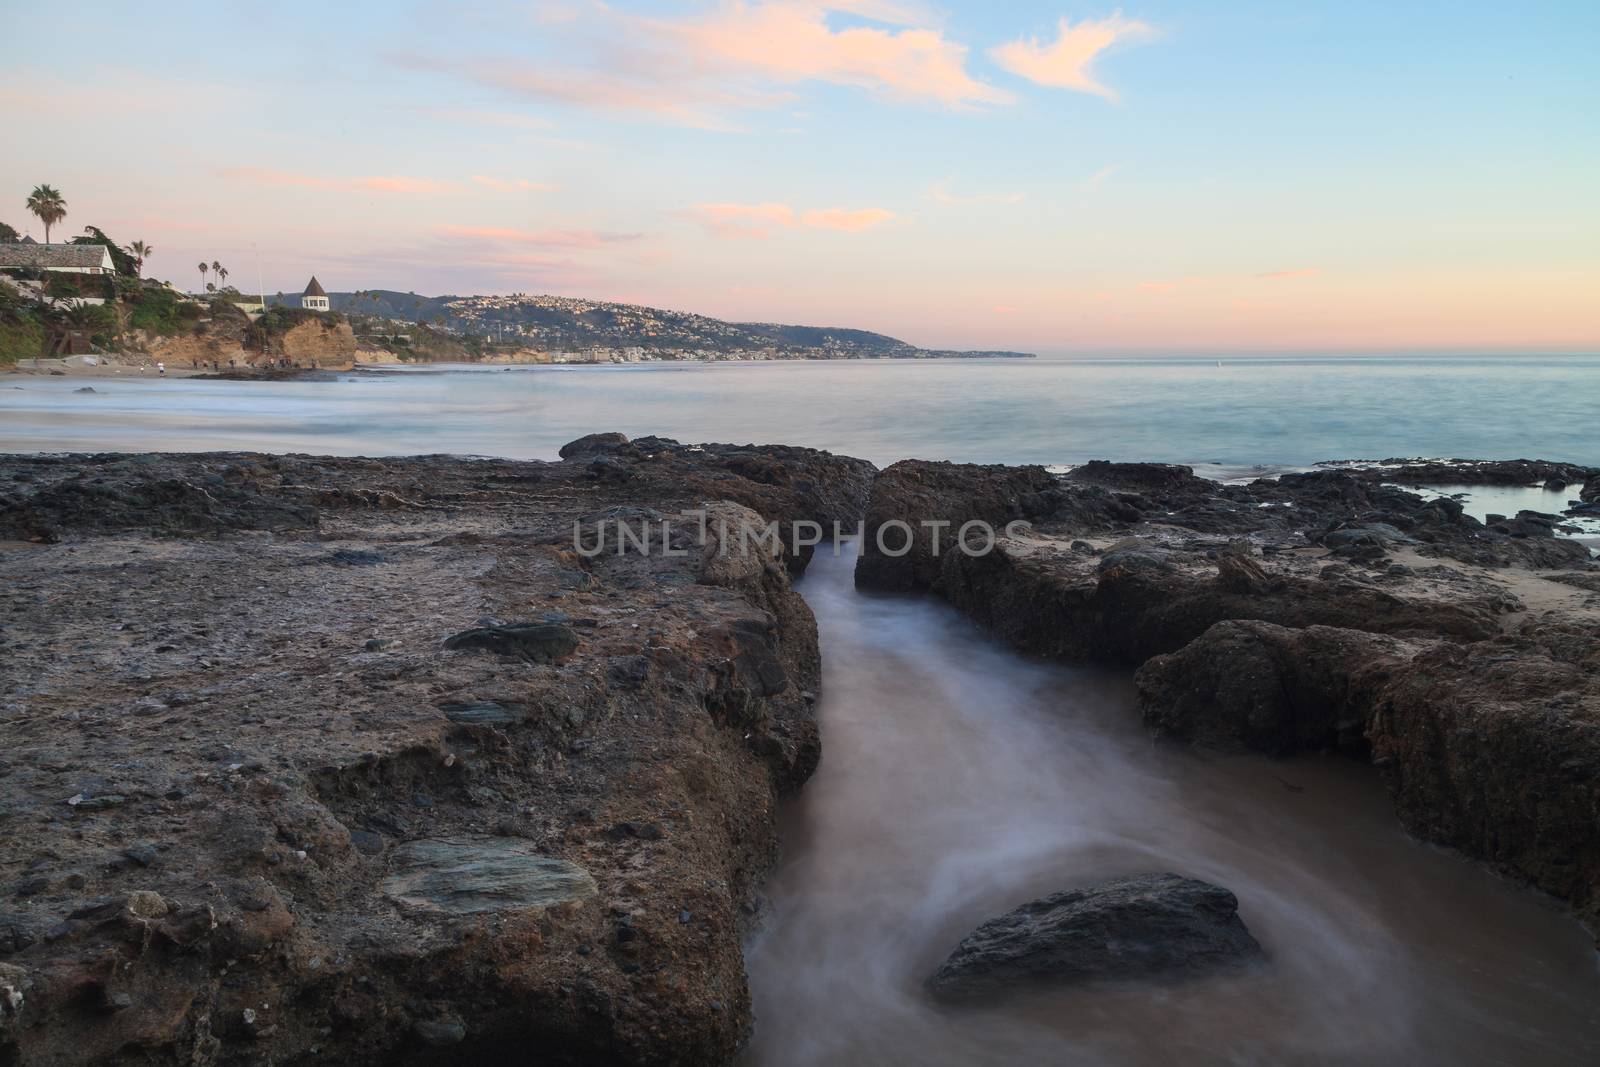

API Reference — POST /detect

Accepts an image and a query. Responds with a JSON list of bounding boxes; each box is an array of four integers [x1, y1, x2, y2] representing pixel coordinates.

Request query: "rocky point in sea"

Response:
[[854, 455, 1600, 937]]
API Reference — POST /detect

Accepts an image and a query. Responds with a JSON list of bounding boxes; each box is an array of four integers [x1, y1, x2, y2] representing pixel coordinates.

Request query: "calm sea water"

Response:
[[3, 355, 1597, 469]]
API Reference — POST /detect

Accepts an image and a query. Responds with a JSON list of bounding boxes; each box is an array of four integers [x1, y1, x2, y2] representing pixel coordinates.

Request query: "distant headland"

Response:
[[265, 288, 1036, 364]]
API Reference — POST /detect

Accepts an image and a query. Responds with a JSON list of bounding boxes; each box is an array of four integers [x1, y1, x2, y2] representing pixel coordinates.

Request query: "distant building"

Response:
[[0, 243, 116, 274], [300, 276, 330, 312]]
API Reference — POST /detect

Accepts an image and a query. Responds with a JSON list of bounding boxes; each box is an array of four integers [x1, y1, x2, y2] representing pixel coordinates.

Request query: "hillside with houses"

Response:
[[282, 289, 1036, 362], [3, 183, 1032, 370]]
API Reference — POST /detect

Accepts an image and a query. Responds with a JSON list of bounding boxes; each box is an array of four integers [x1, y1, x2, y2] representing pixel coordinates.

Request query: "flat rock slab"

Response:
[[443, 622, 579, 663], [439, 700, 525, 725], [927, 873, 1263, 999], [382, 838, 598, 915]]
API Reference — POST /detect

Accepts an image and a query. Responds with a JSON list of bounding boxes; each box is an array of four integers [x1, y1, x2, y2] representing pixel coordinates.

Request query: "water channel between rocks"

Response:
[[742, 540, 1600, 1066]]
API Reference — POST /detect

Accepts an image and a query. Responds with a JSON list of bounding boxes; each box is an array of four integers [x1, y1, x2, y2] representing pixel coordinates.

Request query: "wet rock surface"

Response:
[[0, 436, 874, 1066], [855, 456, 1600, 932], [927, 874, 1263, 999], [380, 838, 598, 915]]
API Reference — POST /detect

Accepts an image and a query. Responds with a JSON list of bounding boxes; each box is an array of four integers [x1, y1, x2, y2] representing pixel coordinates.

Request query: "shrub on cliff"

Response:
[[0, 281, 45, 363], [126, 285, 202, 336]]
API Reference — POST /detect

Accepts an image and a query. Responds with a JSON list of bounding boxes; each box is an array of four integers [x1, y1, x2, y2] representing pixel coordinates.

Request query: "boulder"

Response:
[[558, 432, 631, 460], [927, 873, 1263, 999], [1136, 621, 1407, 755]]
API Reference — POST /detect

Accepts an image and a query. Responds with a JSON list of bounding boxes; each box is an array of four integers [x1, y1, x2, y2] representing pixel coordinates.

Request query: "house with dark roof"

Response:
[[0, 243, 116, 274], [301, 276, 329, 312]]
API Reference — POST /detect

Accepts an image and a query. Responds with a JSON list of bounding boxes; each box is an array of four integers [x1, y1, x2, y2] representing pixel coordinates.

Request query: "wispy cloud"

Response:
[[222, 167, 455, 195], [687, 201, 896, 238], [421, 107, 555, 130], [990, 15, 1153, 100], [398, 2, 1009, 129], [1083, 164, 1119, 190], [801, 207, 896, 231], [928, 179, 1024, 205], [434, 225, 641, 249], [688, 202, 799, 239], [1257, 267, 1322, 280], [471, 175, 557, 192]]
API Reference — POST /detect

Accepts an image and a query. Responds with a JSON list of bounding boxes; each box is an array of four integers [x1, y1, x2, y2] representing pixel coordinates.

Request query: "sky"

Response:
[[3, 1, 1597, 354]]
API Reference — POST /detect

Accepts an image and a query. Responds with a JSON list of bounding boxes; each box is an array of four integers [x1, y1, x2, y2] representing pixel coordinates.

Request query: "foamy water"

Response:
[[742, 542, 1600, 1065]]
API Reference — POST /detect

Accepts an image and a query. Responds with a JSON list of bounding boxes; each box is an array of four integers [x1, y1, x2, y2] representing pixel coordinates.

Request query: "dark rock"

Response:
[[348, 830, 386, 856], [413, 1018, 467, 1047], [122, 844, 159, 868], [855, 460, 1059, 592], [1136, 621, 1405, 756], [442, 623, 579, 664], [926, 873, 1263, 999], [1215, 553, 1270, 594], [439, 700, 525, 726], [1321, 524, 1417, 549], [324, 549, 386, 566], [558, 432, 631, 460]]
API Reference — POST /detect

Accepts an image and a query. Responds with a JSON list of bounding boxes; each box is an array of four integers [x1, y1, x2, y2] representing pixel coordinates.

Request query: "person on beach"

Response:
[[157, 362, 166, 376]]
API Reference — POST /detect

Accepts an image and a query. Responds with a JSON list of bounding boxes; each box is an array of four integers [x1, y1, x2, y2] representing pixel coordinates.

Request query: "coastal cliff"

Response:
[[0, 439, 874, 1065], [854, 458, 1600, 932]]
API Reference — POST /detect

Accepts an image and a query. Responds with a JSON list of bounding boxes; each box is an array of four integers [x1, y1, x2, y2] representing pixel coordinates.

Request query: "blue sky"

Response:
[[4, 1, 1596, 352]]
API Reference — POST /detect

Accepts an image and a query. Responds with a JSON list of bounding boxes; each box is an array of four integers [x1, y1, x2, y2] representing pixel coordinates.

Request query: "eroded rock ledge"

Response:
[[0, 437, 874, 1066], [854, 457, 1600, 932]]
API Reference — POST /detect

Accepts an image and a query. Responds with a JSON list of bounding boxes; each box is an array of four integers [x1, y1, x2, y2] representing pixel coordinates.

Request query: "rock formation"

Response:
[[855, 457, 1600, 932], [0, 437, 873, 1065]]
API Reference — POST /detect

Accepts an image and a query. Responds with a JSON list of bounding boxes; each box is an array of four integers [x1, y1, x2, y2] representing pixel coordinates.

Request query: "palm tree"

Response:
[[129, 240, 153, 278], [217, 265, 229, 289], [25, 184, 66, 243], [211, 260, 222, 287], [198, 262, 208, 291]]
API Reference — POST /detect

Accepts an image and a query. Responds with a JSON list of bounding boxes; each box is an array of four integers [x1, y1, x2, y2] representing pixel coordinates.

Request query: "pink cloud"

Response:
[[929, 180, 1024, 205], [687, 202, 895, 238], [1137, 280, 1178, 293], [397, 2, 1007, 129], [990, 15, 1153, 100], [1257, 267, 1322, 280], [222, 167, 455, 195], [664, 2, 1010, 109], [471, 175, 557, 192], [800, 207, 895, 232], [688, 202, 798, 239], [434, 225, 640, 249]]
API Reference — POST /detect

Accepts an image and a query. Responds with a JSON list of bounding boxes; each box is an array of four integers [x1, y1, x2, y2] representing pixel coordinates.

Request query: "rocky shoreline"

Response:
[[1, 442, 1597, 1063], [0, 439, 873, 1065], [854, 456, 1600, 933]]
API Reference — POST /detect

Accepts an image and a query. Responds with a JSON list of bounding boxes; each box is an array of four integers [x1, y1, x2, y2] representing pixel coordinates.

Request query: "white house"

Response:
[[300, 276, 330, 312], [0, 243, 116, 274]]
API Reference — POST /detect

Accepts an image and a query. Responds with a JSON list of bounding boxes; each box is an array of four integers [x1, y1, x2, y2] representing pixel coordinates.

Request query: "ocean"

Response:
[[4, 354, 1598, 471]]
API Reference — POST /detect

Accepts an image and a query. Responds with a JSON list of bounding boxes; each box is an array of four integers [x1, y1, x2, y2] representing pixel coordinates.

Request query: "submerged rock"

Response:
[[927, 873, 1263, 999], [381, 838, 597, 915]]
